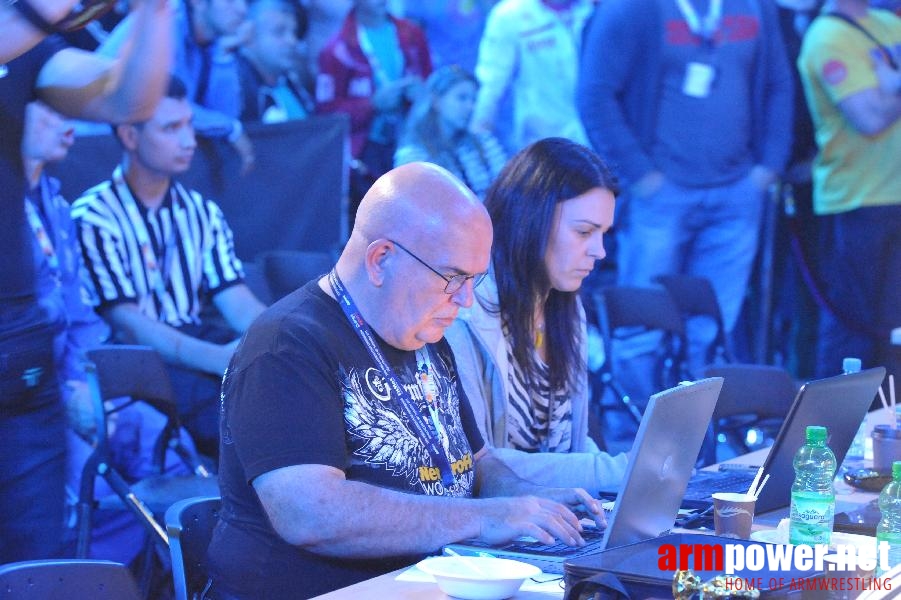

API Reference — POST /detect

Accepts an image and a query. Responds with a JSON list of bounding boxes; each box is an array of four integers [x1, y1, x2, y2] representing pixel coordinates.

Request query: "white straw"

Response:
[[747, 466, 764, 497], [879, 385, 891, 413], [754, 474, 771, 500], [888, 375, 896, 418]]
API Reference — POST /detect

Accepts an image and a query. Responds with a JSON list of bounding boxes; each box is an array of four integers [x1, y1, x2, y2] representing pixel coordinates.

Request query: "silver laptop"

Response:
[[443, 377, 723, 573]]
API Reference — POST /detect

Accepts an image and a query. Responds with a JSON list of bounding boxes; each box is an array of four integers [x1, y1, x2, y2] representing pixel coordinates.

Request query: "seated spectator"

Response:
[[446, 138, 627, 494], [170, 0, 255, 172], [205, 162, 603, 599], [237, 0, 315, 123], [72, 77, 267, 458], [394, 65, 506, 198], [316, 0, 431, 226], [22, 99, 198, 565]]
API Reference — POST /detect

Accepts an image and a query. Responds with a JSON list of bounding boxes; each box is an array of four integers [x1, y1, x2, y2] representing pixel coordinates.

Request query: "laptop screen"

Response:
[[601, 377, 722, 550], [443, 378, 723, 571], [752, 367, 885, 513]]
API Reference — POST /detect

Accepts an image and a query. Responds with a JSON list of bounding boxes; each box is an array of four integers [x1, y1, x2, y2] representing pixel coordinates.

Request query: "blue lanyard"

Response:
[[328, 269, 456, 487]]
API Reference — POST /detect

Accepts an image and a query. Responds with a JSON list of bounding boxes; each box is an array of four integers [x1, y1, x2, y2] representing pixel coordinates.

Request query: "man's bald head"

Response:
[[331, 162, 493, 350], [351, 162, 490, 249]]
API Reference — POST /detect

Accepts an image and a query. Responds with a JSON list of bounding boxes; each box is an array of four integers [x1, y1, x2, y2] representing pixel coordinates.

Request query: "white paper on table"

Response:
[[397, 564, 565, 594]]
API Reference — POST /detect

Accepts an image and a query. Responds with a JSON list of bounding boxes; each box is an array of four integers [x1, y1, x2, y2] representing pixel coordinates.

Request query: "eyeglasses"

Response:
[[389, 239, 487, 295]]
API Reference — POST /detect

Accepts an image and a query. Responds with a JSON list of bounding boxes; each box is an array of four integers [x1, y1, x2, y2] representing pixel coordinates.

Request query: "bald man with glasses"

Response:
[[206, 162, 604, 599]]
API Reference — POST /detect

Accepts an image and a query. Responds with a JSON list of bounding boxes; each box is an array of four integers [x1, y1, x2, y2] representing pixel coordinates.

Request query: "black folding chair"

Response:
[[597, 285, 690, 424], [166, 496, 221, 600], [0, 559, 141, 599], [655, 274, 735, 369], [259, 249, 336, 302], [701, 363, 798, 464], [76, 346, 219, 560]]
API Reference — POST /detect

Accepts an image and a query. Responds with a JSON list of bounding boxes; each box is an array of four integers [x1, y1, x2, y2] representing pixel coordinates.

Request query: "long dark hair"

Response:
[[484, 138, 618, 392]]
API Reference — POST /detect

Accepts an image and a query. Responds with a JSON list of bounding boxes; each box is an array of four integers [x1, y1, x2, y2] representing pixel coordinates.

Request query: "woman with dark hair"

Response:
[[394, 64, 507, 198], [446, 137, 627, 493]]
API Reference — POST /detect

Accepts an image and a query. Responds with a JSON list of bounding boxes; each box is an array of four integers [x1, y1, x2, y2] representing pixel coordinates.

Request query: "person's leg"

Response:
[[815, 208, 890, 377], [685, 175, 765, 374], [0, 397, 67, 563], [869, 205, 901, 379], [613, 182, 694, 406], [166, 365, 223, 458], [0, 310, 66, 563]]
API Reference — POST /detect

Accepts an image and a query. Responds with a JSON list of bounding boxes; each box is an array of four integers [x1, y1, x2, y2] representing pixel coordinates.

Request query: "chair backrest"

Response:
[[241, 259, 272, 306], [166, 495, 222, 600], [703, 363, 798, 422], [654, 274, 723, 322], [86, 345, 177, 412], [260, 250, 335, 302], [600, 286, 685, 335], [598, 285, 689, 396], [0, 559, 141, 599], [655, 274, 733, 364]]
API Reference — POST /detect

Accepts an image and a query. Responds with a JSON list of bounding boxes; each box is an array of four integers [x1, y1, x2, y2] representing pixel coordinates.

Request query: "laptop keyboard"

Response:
[[498, 526, 607, 557], [682, 470, 756, 505]]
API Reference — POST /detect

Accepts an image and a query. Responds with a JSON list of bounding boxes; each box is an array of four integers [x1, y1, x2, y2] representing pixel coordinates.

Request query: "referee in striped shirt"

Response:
[[71, 77, 267, 457]]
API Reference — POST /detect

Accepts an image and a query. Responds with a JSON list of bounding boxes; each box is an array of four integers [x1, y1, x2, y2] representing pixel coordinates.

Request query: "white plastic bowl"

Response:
[[416, 555, 541, 600]]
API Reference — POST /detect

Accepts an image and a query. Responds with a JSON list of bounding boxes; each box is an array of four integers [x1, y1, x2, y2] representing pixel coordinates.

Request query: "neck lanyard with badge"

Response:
[[674, 0, 722, 98], [25, 183, 60, 273], [328, 269, 457, 488], [115, 168, 177, 298]]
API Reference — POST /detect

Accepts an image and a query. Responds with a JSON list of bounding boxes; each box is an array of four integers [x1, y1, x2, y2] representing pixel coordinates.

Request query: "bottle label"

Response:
[[789, 493, 835, 545], [876, 533, 901, 576]]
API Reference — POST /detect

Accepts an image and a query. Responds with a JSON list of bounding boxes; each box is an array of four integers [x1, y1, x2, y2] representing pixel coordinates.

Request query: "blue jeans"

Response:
[[815, 205, 901, 379], [0, 300, 67, 563], [613, 175, 765, 404]]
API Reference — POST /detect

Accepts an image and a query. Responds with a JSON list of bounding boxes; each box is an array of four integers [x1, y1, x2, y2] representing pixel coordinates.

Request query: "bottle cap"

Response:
[[894, 461, 901, 481], [842, 357, 862, 374], [806, 425, 828, 443]]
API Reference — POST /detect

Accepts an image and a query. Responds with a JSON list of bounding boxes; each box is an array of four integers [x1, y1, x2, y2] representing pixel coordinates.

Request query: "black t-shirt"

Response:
[[208, 281, 484, 598], [0, 37, 64, 303]]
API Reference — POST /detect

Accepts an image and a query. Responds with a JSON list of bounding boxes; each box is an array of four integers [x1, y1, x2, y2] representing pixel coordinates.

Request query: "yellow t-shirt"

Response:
[[797, 9, 901, 215]]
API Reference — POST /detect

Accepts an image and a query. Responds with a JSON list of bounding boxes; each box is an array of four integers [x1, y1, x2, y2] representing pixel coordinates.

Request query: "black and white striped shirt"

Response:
[[502, 325, 573, 453], [72, 165, 245, 328]]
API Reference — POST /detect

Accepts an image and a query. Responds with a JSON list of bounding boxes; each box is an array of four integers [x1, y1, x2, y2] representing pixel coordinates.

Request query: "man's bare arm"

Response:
[[106, 303, 236, 376], [252, 462, 589, 559], [0, 0, 79, 62], [35, 0, 173, 123], [213, 284, 266, 334], [475, 449, 606, 528]]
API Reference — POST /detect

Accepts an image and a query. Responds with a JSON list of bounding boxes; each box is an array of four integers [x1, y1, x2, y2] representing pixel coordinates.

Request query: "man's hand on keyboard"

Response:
[[536, 487, 607, 531], [476, 495, 589, 547]]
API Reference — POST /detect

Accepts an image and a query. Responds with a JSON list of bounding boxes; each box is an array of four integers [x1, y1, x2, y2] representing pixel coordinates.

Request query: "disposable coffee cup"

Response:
[[712, 492, 756, 539], [872, 425, 901, 474]]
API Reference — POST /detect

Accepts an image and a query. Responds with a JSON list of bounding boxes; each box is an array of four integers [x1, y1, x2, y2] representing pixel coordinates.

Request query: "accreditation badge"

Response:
[[683, 62, 716, 98]]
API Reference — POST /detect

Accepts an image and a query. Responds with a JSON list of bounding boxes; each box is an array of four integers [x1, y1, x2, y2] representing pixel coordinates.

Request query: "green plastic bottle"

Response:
[[877, 461, 901, 576], [789, 426, 836, 545]]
